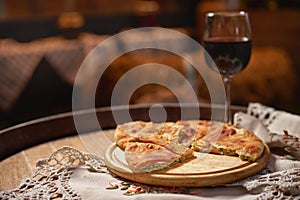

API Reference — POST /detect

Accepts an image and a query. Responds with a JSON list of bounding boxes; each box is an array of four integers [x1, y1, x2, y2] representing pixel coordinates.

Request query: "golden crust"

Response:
[[125, 142, 164, 153], [114, 126, 134, 150], [219, 124, 264, 161], [114, 121, 147, 150], [192, 121, 264, 161]]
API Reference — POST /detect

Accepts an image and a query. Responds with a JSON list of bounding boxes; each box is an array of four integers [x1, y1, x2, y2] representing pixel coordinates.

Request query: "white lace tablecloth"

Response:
[[1, 103, 300, 199]]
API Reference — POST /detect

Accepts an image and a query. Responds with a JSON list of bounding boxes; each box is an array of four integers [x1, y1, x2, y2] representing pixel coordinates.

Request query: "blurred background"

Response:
[[0, 0, 299, 129]]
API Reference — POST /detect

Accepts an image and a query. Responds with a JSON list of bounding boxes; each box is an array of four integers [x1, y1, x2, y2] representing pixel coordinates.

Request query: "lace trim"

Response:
[[229, 168, 300, 199], [247, 103, 279, 127], [1, 146, 300, 199], [0, 146, 108, 200]]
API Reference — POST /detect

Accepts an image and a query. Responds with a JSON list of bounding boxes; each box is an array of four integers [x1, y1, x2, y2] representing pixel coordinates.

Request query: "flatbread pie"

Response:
[[114, 120, 264, 173]]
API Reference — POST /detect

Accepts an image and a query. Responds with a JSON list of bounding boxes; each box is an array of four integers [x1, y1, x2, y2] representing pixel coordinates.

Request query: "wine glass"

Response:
[[203, 11, 252, 123]]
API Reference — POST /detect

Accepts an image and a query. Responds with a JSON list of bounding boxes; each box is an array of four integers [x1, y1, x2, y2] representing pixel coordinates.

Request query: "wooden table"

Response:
[[0, 130, 115, 191], [0, 103, 246, 191]]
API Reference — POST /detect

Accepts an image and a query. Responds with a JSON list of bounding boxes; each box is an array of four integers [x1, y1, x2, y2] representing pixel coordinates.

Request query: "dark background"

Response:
[[0, 0, 299, 129]]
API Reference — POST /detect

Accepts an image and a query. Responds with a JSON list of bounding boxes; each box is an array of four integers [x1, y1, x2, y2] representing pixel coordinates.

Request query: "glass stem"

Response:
[[223, 76, 232, 124]]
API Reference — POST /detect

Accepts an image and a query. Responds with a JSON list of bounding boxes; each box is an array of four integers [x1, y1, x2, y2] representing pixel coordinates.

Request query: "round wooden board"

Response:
[[104, 143, 271, 187]]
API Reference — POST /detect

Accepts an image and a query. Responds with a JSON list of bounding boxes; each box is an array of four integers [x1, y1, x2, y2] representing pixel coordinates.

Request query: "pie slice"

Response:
[[190, 121, 264, 161], [114, 121, 149, 150], [177, 120, 223, 154], [124, 142, 186, 173], [115, 121, 194, 156], [214, 123, 264, 161]]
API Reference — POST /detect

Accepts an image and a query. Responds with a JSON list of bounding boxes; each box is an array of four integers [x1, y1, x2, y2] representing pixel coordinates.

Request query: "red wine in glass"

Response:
[[203, 11, 252, 123], [204, 36, 252, 76]]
